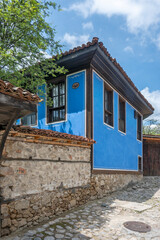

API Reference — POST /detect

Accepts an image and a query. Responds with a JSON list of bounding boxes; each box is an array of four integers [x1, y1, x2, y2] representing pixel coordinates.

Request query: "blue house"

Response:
[[21, 37, 154, 174]]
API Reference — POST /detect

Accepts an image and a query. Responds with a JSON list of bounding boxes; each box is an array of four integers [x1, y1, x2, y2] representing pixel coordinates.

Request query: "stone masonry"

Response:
[[0, 134, 142, 237], [2, 177, 160, 240]]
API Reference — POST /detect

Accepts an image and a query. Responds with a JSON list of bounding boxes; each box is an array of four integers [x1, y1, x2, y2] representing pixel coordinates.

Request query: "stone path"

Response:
[[2, 177, 160, 240]]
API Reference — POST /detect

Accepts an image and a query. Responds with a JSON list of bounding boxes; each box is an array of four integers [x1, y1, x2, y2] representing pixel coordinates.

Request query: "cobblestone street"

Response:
[[2, 177, 160, 240]]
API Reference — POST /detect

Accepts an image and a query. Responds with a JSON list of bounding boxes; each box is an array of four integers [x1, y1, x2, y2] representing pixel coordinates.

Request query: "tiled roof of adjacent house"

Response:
[[57, 37, 154, 111], [0, 79, 40, 103], [143, 134, 160, 139], [12, 126, 96, 144]]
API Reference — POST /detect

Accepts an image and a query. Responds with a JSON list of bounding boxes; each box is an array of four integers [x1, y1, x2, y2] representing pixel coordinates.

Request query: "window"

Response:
[[137, 113, 142, 141], [118, 96, 126, 133], [138, 156, 143, 172], [104, 84, 113, 127], [47, 81, 66, 123], [21, 112, 37, 126]]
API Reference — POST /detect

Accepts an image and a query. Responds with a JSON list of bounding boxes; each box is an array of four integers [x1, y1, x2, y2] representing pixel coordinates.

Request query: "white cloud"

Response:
[[152, 34, 160, 50], [141, 87, 160, 121], [63, 33, 90, 48], [69, 0, 160, 34], [82, 22, 94, 31], [124, 46, 134, 54], [41, 51, 51, 59]]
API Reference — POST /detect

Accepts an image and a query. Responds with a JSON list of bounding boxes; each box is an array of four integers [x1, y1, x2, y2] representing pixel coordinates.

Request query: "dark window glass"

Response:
[[137, 113, 142, 141], [104, 84, 113, 127], [138, 156, 142, 172], [119, 97, 126, 133], [21, 112, 37, 126], [48, 81, 66, 123]]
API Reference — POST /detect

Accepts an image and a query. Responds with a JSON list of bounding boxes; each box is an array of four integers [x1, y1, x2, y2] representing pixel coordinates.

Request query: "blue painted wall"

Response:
[[18, 69, 143, 171], [37, 71, 86, 137], [93, 71, 142, 171]]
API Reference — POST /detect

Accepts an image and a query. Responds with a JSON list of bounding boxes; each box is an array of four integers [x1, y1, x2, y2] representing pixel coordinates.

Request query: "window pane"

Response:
[[22, 115, 31, 125], [52, 85, 58, 96], [138, 115, 141, 131], [137, 114, 142, 140], [104, 86, 113, 126], [53, 96, 58, 108], [104, 90, 108, 110], [119, 98, 126, 132], [108, 91, 113, 112], [119, 119, 125, 132], [137, 132, 141, 141], [138, 157, 142, 171], [59, 82, 65, 94], [21, 116, 27, 125], [31, 113, 36, 125], [27, 116, 31, 125], [105, 90, 113, 112], [105, 112, 112, 125], [60, 95, 65, 107], [48, 80, 66, 123], [21, 113, 36, 126], [119, 101, 125, 120], [60, 108, 65, 120], [105, 112, 109, 124], [52, 110, 59, 121]]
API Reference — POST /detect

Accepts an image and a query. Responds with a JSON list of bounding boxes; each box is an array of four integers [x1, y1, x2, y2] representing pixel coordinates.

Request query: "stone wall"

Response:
[[0, 137, 91, 200], [0, 135, 142, 237]]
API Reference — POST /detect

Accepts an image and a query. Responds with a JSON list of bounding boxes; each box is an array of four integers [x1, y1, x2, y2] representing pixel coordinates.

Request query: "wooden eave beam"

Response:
[[7, 131, 93, 148], [12, 138, 91, 148], [143, 137, 160, 142], [0, 93, 37, 112]]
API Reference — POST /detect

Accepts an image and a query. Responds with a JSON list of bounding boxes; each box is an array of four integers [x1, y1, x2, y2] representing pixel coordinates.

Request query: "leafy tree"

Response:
[[143, 119, 160, 135], [0, 0, 67, 99]]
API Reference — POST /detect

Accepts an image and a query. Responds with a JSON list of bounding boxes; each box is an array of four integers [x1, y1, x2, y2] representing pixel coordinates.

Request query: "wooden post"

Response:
[[0, 110, 19, 162]]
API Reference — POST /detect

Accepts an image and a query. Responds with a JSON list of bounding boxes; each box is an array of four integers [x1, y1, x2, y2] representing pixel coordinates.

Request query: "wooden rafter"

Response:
[[2, 131, 93, 149]]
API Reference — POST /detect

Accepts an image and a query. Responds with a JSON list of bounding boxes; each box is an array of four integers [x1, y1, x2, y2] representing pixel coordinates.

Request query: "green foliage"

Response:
[[143, 119, 160, 135], [0, 0, 67, 102]]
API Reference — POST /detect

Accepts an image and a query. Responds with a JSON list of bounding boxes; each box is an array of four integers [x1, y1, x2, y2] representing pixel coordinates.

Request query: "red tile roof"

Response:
[[12, 126, 95, 144], [57, 37, 154, 111], [0, 79, 40, 103]]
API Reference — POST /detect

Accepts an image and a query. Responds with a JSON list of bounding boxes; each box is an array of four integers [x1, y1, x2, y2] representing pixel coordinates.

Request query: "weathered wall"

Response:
[[0, 137, 91, 200], [0, 136, 142, 237]]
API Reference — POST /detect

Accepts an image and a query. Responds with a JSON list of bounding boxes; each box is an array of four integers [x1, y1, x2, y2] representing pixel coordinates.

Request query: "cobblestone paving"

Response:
[[3, 177, 160, 240]]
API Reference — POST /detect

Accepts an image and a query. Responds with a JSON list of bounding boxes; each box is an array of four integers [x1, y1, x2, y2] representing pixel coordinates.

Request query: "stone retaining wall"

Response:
[[0, 135, 142, 236]]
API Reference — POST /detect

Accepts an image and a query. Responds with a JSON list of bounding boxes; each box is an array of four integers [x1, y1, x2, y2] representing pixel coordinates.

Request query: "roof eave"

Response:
[[54, 38, 153, 118], [92, 46, 154, 117], [0, 92, 37, 126], [56, 44, 98, 71]]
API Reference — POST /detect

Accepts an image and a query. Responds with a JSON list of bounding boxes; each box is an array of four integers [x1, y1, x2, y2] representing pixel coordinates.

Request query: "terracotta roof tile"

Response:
[[0, 79, 40, 103], [143, 134, 160, 139], [13, 126, 96, 144], [56, 37, 154, 111]]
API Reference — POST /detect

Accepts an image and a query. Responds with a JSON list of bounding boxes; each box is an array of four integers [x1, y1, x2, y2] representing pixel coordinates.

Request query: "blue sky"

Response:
[[48, 0, 160, 122]]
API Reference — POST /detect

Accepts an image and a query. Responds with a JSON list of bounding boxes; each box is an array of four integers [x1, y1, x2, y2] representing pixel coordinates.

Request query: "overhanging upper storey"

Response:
[[56, 37, 154, 119]]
